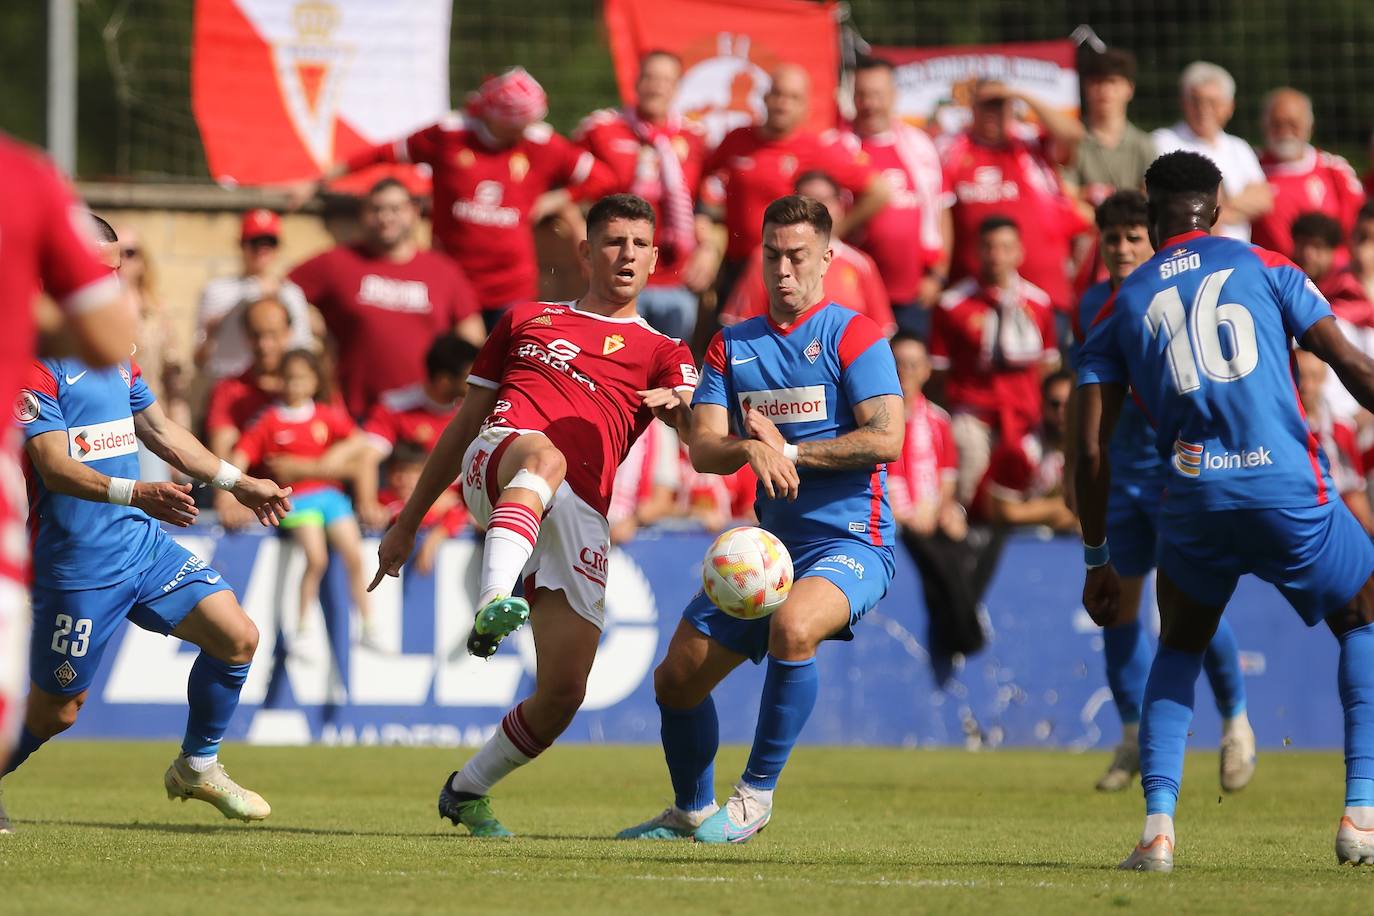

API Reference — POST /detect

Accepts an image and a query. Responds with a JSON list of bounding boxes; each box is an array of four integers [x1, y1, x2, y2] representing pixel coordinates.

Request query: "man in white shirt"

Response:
[[195, 209, 314, 381], [1152, 61, 1272, 241]]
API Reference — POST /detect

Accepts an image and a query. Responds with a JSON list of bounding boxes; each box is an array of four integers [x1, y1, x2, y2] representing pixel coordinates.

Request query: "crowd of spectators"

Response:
[[117, 45, 1374, 587]]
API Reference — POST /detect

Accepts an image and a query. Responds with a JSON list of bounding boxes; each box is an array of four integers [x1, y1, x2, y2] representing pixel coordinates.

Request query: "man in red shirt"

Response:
[[973, 370, 1077, 530], [846, 57, 951, 336], [929, 215, 1059, 503], [0, 136, 133, 778], [574, 51, 720, 341], [289, 178, 483, 418], [370, 194, 697, 837], [294, 69, 614, 324], [721, 171, 895, 334], [942, 79, 1090, 314], [1252, 88, 1366, 257], [703, 63, 889, 304]]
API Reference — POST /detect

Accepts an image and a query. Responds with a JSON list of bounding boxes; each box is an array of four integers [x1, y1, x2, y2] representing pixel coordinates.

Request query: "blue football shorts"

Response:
[[1107, 477, 1162, 578], [1158, 500, 1374, 627], [684, 537, 895, 664], [29, 529, 230, 695]]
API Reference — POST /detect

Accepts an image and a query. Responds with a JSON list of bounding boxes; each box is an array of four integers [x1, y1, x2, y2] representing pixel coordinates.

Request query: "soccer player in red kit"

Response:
[[370, 194, 697, 837], [0, 135, 134, 778], [295, 68, 614, 324]]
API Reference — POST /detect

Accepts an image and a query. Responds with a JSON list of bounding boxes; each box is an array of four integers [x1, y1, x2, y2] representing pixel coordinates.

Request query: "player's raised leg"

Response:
[[618, 616, 745, 839], [695, 574, 852, 845], [467, 432, 567, 658], [440, 586, 599, 836], [1325, 574, 1374, 865], [165, 589, 269, 821]]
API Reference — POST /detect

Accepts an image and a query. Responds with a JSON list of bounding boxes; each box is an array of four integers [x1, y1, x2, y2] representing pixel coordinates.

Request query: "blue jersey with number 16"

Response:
[[1076, 230, 1335, 511]]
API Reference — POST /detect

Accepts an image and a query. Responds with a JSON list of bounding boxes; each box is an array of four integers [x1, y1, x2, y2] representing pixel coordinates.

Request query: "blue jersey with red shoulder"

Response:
[[1072, 279, 1163, 482], [694, 301, 902, 547], [18, 357, 159, 588], [1077, 230, 1335, 510]]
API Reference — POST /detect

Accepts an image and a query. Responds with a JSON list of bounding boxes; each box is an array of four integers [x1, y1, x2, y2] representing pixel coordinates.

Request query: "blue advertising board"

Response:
[[64, 527, 1343, 751]]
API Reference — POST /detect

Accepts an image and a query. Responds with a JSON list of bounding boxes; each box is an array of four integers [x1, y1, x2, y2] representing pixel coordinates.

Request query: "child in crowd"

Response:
[[378, 443, 469, 575]]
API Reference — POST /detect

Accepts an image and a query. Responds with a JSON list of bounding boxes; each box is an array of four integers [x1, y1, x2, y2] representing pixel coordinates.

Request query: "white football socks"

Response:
[[478, 502, 541, 607], [184, 754, 217, 774], [1142, 812, 1175, 845], [737, 781, 774, 810], [450, 728, 531, 796], [1345, 805, 1374, 828], [1222, 710, 1251, 738]]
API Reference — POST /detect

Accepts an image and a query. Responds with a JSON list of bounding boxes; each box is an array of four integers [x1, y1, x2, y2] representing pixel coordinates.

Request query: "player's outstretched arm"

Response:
[[1074, 381, 1125, 626], [784, 394, 905, 471], [133, 402, 292, 526], [23, 430, 198, 526], [1304, 316, 1374, 412], [689, 403, 799, 501]]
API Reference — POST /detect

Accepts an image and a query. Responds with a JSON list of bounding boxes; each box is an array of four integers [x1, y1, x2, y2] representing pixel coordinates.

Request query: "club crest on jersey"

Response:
[[603, 334, 625, 356], [311, 420, 329, 445], [54, 661, 76, 689], [13, 390, 39, 424], [119, 365, 132, 387], [509, 152, 530, 181], [457, 149, 475, 167], [804, 337, 822, 364]]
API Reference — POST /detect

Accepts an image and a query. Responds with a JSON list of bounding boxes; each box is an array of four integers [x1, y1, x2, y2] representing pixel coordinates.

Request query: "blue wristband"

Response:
[[1083, 540, 1110, 568]]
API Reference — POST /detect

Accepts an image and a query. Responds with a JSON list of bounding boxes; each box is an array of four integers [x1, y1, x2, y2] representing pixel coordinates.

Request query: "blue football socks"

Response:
[[1140, 646, 1205, 817], [659, 697, 719, 813], [2, 727, 45, 777], [1103, 619, 1151, 726], [1338, 622, 1374, 808], [742, 656, 819, 791], [181, 653, 251, 758], [1203, 617, 1247, 720]]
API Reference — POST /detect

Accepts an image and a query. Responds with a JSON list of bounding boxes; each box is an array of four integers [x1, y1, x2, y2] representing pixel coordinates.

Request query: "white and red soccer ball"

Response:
[[701, 526, 793, 620]]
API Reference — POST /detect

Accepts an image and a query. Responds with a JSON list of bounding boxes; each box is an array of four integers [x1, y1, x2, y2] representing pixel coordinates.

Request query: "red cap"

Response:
[[240, 208, 281, 241]]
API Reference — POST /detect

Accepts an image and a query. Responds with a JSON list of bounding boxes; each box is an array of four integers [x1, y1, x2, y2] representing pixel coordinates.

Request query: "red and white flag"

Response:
[[191, 0, 451, 187], [604, 0, 840, 146]]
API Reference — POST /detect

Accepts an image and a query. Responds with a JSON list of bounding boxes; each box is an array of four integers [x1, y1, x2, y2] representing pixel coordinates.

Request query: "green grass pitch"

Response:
[[2, 741, 1370, 914]]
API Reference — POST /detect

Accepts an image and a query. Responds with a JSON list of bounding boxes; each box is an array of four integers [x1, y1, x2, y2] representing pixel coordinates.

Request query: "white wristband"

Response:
[[782, 443, 799, 462], [211, 459, 242, 491], [107, 477, 136, 506]]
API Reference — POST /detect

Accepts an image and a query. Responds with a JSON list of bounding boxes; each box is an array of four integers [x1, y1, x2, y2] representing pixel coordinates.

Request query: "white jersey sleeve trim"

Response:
[[59, 273, 121, 315], [467, 374, 499, 390]]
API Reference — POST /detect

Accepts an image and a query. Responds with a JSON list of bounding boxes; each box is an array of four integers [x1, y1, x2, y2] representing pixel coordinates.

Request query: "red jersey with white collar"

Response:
[[887, 397, 957, 516], [467, 301, 697, 515], [362, 384, 458, 458], [235, 402, 357, 495], [1253, 146, 1365, 256]]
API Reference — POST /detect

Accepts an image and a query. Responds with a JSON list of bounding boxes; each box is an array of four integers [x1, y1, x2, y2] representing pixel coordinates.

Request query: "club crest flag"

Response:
[[192, 0, 451, 186], [604, 0, 839, 145]]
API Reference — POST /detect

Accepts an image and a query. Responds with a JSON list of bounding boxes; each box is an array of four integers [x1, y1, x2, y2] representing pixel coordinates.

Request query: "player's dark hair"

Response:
[[854, 55, 895, 75], [1356, 201, 1374, 226], [586, 193, 656, 236], [1042, 368, 1074, 397], [367, 176, 412, 200], [281, 348, 332, 404], [425, 331, 479, 379], [889, 330, 926, 350], [1144, 150, 1224, 197], [762, 194, 832, 239], [793, 170, 840, 197], [640, 49, 683, 72], [1291, 211, 1343, 249], [978, 214, 1019, 237], [241, 296, 292, 332], [1079, 47, 1137, 84], [389, 441, 429, 468], [87, 212, 118, 244], [1095, 190, 1149, 231]]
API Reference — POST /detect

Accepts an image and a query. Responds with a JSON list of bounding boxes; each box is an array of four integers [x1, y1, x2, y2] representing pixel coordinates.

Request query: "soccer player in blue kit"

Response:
[[1073, 190, 1254, 794], [620, 195, 904, 844], [1, 261, 293, 827], [1076, 151, 1374, 870]]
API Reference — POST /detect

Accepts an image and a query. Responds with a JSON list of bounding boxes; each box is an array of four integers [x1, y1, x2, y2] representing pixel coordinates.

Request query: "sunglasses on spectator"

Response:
[[121, 247, 141, 258], [245, 236, 279, 249]]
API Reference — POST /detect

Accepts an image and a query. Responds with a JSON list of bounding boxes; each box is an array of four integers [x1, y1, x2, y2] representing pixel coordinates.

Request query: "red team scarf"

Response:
[[621, 107, 697, 262], [467, 67, 549, 128], [980, 279, 1046, 370]]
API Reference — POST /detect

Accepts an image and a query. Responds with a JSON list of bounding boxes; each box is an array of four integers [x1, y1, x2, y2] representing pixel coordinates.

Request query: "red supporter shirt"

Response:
[[362, 384, 458, 457], [1314, 414, 1365, 497], [380, 486, 467, 535], [574, 109, 707, 287], [0, 136, 119, 583], [1317, 268, 1374, 327], [289, 244, 477, 417], [704, 126, 874, 261], [845, 126, 947, 303], [942, 131, 1090, 312], [205, 372, 276, 443], [234, 402, 357, 495], [974, 429, 1065, 522], [721, 241, 895, 334], [928, 276, 1057, 439], [345, 115, 613, 309], [1253, 147, 1365, 256], [886, 396, 957, 517], [468, 301, 697, 515]]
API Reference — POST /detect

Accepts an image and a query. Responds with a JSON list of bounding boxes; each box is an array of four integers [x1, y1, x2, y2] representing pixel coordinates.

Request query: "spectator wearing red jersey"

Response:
[[1295, 348, 1374, 535], [846, 56, 951, 336], [608, 419, 680, 543], [378, 443, 468, 576], [231, 349, 377, 648], [942, 79, 1090, 314], [974, 370, 1077, 531], [289, 178, 484, 419], [929, 216, 1059, 503], [355, 332, 479, 529], [721, 171, 895, 333], [294, 68, 614, 324], [1252, 88, 1366, 257], [702, 63, 889, 305], [574, 51, 722, 340]]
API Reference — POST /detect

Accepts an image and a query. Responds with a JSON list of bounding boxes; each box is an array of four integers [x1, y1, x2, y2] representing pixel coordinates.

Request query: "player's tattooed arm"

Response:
[[789, 395, 905, 471]]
